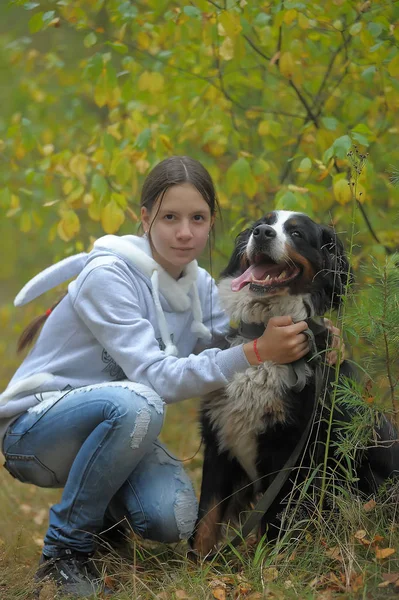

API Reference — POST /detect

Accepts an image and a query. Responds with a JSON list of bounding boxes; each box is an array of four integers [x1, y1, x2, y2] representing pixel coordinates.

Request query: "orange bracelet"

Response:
[[253, 338, 262, 363]]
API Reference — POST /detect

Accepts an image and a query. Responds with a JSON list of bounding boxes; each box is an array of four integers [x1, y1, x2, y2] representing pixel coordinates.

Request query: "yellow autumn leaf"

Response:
[[212, 586, 226, 600], [219, 37, 234, 61], [258, 120, 270, 135], [354, 182, 366, 203], [57, 210, 80, 241], [375, 547, 396, 560], [20, 212, 31, 233], [243, 173, 258, 198], [137, 31, 150, 49], [219, 12, 242, 39], [298, 13, 309, 29], [69, 154, 88, 182], [159, 134, 173, 151], [279, 51, 295, 78], [88, 201, 102, 222], [10, 194, 20, 209], [135, 158, 150, 174], [94, 74, 107, 108], [107, 123, 122, 140], [63, 179, 74, 195], [283, 9, 297, 25], [83, 193, 94, 205], [66, 185, 84, 209], [42, 144, 54, 156], [138, 71, 165, 93], [333, 177, 352, 205], [388, 54, 399, 78], [101, 200, 125, 234]]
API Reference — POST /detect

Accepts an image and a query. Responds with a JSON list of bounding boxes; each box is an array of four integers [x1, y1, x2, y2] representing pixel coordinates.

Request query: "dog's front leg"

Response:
[[191, 443, 237, 557]]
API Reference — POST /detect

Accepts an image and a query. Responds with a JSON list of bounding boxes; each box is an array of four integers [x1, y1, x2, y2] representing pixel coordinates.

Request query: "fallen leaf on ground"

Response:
[[372, 534, 384, 545], [375, 547, 396, 559], [175, 590, 190, 599], [381, 572, 399, 583], [212, 587, 226, 600], [263, 567, 279, 582], [104, 575, 117, 590], [354, 529, 367, 540], [363, 498, 376, 512], [350, 573, 364, 592], [325, 546, 344, 562]]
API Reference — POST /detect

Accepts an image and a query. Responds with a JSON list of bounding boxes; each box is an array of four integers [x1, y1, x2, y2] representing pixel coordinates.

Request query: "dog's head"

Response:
[[221, 210, 352, 314]]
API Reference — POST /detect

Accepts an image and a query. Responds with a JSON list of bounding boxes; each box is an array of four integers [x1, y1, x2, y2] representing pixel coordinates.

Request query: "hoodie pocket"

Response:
[[4, 454, 60, 488]]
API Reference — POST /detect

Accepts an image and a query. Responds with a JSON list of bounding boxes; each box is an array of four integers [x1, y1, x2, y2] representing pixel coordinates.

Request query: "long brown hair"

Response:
[[17, 294, 66, 354]]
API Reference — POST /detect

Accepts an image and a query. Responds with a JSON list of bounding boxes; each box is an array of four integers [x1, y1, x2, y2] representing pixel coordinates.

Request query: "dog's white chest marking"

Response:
[[206, 285, 313, 482], [205, 363, 291, 481]]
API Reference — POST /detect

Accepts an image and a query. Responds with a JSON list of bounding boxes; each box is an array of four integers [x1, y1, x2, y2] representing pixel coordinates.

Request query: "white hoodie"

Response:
[[0, 235, 249, 452]]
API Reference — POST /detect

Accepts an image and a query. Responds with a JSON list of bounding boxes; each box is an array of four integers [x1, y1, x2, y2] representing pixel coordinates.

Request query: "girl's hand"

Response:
[[324, 318, 345, 366], [243, 316, 309, 366]]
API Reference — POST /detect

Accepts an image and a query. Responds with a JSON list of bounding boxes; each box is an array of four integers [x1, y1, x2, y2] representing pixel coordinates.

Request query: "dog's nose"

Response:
[[253, 224, 276, 240]]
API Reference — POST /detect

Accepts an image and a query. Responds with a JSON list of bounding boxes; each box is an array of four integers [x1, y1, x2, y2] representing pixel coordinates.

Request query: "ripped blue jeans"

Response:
[[2, 382, 198, 557]]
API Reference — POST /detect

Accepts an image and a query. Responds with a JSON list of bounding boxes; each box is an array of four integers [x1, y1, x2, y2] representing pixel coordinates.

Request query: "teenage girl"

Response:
[[0, 156, 342, 597]]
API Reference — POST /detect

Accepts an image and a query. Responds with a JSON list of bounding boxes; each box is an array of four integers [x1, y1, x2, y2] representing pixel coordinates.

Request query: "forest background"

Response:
[[0, 0, 399, 598]]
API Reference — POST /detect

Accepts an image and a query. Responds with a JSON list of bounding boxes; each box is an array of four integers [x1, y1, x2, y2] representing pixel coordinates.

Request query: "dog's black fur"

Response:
[[191, 211, 399, 556]]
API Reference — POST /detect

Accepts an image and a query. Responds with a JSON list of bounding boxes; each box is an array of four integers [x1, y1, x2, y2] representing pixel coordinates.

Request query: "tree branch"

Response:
[[289, 79, 319, 128], [243, 35, 271, 61]]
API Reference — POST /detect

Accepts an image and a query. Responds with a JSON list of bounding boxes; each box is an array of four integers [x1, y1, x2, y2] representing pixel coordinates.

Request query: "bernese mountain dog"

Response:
[[191, 210, 399, 556]]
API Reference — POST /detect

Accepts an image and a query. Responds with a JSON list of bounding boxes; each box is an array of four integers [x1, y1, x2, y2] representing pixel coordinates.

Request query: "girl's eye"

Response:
[[291, 230, 302, 238], [193, 215, 205, 221], [164, 214, 175, 221]]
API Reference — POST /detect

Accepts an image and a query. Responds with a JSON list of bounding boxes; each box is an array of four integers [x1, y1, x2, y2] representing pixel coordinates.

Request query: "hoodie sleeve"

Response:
[[72, 263, 249, 403]]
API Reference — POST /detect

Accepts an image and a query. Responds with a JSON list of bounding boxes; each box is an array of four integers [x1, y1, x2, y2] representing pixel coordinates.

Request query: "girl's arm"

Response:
[[72, 263, 249, 403]]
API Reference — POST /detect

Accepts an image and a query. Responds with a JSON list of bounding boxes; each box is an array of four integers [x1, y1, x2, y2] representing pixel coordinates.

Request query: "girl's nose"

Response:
[[177, 221, 194, 239]]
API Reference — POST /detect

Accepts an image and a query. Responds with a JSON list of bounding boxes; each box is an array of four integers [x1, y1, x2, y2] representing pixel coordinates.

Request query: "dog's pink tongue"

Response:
[[231, 264, 269, 292]]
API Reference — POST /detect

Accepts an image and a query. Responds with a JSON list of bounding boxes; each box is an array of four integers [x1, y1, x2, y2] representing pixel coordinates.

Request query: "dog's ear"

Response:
[[220, 228, 251, 278], [317, 225, 353, 310]]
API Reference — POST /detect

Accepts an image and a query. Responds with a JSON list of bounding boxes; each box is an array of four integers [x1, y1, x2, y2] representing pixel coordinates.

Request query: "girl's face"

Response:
[[141, 183, 214, 279]]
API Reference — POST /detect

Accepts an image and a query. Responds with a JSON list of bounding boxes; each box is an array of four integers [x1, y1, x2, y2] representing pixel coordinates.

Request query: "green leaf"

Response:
[[333, 135, 352, 159], [134, 128, 151, 150], [23, 2, 40, 9], [91, 174, 108, 200], [29, 10, 55, 32], [106, 41, 128, 54], [351, 132, 369, 147], [275, 191, 298, 211], [297, 157, 312, 173], [254, 13, 271, 26], [361, 66, 377, 82], [29, 12, 44, 33], [84, 32, 97, 48], [42, 10, 55, 25], [321, 116, 338, 131], [367, 22, 383, 38], [349, 22, 362, 36], [226, 158, 252, 196], [183, 6, 201, 18]]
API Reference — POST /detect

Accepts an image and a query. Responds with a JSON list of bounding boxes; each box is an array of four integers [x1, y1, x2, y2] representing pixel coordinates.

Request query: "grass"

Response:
[[1, 397, 399, 600]]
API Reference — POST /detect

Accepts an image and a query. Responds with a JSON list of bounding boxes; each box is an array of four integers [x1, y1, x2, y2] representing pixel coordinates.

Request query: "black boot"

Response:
[[34, 549, 114, 598]]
